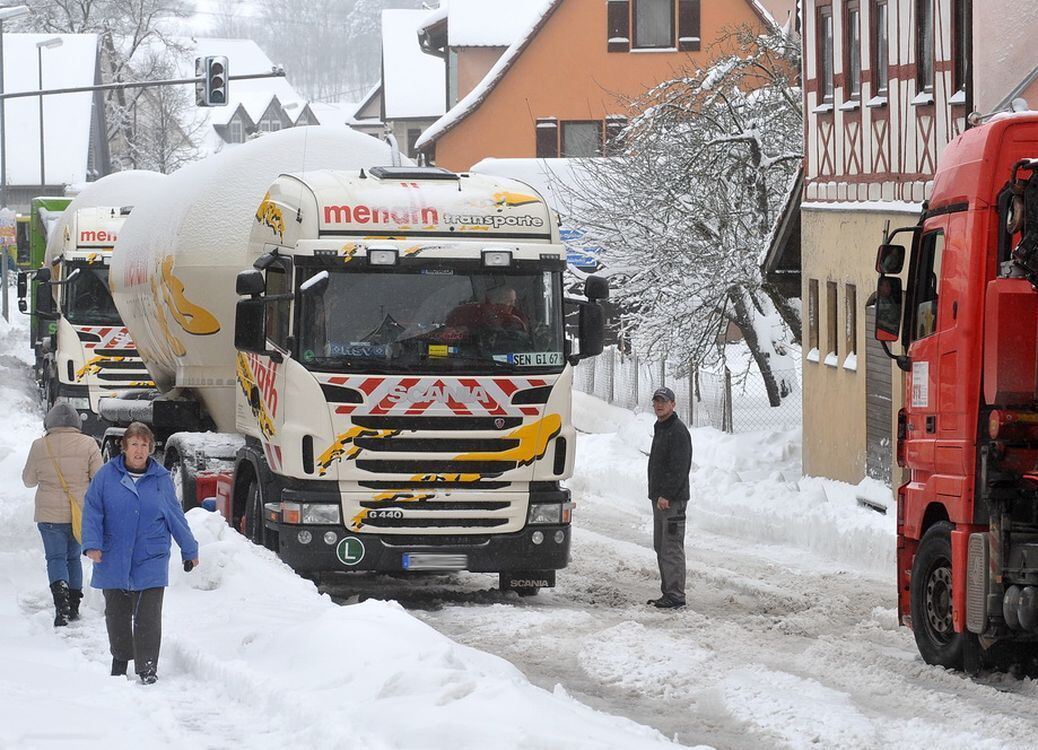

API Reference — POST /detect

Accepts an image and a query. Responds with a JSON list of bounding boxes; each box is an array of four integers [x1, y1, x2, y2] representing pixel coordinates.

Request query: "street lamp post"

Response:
[[36, 36, 61, 191], [0, 5, 31, 209]]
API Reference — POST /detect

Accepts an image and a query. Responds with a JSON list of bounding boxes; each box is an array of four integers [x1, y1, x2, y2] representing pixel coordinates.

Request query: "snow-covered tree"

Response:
[[15, 0, 195, 174], [569, 26, 802, 406]]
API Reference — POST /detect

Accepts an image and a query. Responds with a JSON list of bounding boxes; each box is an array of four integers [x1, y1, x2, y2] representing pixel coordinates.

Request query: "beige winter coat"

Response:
[[22, 427, 103, 523]]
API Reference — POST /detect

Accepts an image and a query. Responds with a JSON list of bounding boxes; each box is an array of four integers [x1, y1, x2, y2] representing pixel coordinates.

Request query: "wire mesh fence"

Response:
[[573, 346, 801, 433]]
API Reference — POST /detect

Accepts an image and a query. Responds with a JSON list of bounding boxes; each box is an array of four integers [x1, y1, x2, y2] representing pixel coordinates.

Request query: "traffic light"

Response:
[[196, 55, 228, 107]]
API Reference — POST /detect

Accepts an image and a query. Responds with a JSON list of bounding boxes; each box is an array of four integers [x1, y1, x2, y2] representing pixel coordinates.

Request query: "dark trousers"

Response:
[[651, 499, 687, 603], [103, 588, 164, 674]]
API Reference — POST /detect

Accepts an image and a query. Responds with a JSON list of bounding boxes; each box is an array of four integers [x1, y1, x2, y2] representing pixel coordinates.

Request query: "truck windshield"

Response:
[[297, 264, 565, 374], [62, 262, 121, 326]]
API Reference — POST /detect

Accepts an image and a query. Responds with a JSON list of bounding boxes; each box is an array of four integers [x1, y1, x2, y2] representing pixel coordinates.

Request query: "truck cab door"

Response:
[[904, 229, 946, 472]]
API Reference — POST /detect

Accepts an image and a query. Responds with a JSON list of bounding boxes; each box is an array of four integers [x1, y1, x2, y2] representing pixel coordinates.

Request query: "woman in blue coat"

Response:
[[82, 422, 199, 684]]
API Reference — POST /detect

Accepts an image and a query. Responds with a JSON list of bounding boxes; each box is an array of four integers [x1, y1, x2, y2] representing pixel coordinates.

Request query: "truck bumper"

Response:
[[270, 522, 571, 576]]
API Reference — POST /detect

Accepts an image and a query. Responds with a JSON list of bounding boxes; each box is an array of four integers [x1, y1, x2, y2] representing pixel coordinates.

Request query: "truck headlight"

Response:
[[301, 503, 341, 525], [528, 503, 562, 525], [61, 396, 90, 411]]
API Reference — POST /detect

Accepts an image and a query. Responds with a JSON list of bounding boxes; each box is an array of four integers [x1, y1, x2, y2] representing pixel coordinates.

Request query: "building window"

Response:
[[826, 281, 839, 364], [871, 0, 889, 95], [229, 119, 244, 144], [808, 279, 820, 358], [845, 1, 862, 99], [910, 231, 945, 341], [561, 121, 603, 157], [845, 283, 858, 362], [952, 0, 970, 94], [817, 5, 835, 103], [916, 0, 934, 93], [633, 0, 674, 49]]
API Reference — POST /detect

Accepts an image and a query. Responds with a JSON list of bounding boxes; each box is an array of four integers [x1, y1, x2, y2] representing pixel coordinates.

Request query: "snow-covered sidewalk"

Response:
[[0, 313, 682, 750]]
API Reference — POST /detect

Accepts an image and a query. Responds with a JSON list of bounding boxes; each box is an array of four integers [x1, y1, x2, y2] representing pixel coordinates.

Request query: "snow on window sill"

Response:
[[824, 352, 839, 367], [806, 347, 821, 363], [813, 102, 835, 114], [948, 88, 967, 106], [630, 46, 678, 53], [843, 353, 858, 371], [839, 99, 861, 112], [866, 95, 888, 108], [912, 91, 935, 106]]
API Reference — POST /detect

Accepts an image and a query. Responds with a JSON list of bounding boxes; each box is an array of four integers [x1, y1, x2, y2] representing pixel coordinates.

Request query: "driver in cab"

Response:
[[446, 285, 528, 333]]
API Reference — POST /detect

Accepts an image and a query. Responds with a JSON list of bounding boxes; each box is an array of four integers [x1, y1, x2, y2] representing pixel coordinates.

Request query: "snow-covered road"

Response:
[[324, 395, 1038, 749]]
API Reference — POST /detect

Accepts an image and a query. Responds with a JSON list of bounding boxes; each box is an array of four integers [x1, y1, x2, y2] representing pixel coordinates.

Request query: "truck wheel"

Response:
[[244, 479, 278, 552], [164, 449, 198, 511], [911, 521, 963, 669]]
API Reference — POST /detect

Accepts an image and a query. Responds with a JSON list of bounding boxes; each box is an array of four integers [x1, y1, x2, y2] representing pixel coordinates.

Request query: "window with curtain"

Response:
[[916, 0, 934, 92], [633, 0, 674, 49], [561, 122, 603, 157], [871, 0, 889, 95], [845, 1, 862, 99], [818, 6, 835, 103]]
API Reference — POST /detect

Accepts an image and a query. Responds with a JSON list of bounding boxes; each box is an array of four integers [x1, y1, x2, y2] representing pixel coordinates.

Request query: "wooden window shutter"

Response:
[[536, 117, 559, 158], [607, 0, 631, 53], [677, 0, 701, 51], [605, 116, 628, 155]]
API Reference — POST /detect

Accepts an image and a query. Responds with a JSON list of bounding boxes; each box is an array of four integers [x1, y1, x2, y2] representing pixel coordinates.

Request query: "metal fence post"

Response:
[[1, 248, 8, 322], [723, 366, 734, 433]]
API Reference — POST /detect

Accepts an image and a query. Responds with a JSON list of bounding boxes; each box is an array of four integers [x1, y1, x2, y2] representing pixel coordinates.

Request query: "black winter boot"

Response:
[[50, 581, 70, 627], [68, 589, 83, 621]]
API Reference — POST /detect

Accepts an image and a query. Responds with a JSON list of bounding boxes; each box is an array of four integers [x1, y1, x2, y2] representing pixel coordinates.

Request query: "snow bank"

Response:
[[569, 393, 895, 578]]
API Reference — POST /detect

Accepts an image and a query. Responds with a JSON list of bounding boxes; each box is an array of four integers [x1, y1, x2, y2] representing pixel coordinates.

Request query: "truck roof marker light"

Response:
[[368, 248, 398, 266], [482, 249, 512, 267]]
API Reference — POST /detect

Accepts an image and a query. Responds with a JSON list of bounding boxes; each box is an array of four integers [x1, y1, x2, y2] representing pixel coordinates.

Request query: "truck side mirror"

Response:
[[34, 267, 52, 284], [578, 302, 605, 359], [236, 269, 265, 296], [876, 244, 906, 274], [234, 298, 267, 353], [584, 275, 609, 301], [874, 276, 903, 342]]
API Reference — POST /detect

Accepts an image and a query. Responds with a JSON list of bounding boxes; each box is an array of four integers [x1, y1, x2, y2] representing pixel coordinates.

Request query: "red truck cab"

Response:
[[875, 113, 1038, 671]]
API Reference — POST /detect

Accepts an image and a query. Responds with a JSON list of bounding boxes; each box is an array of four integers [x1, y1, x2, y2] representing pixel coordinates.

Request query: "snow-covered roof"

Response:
[[381, 9, 446, 120], [0, 33, 99, 187], [416, 2, 556, 150], [447, 0, 548, 48], [308, 102, 358, 127]]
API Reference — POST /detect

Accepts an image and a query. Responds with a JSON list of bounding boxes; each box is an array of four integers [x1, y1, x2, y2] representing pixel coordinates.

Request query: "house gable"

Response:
[[417, 0, 781, 171]]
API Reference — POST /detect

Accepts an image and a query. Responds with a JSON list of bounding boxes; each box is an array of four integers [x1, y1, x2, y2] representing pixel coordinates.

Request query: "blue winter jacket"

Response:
[[82, 455, 198, 590]]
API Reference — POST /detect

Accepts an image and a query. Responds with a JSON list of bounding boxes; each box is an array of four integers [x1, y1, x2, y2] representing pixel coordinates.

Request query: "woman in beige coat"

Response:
[[22, 403, 102, 626]]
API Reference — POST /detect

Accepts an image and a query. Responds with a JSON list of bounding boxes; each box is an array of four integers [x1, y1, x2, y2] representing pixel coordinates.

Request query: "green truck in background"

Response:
[[16, 197, 72, 383]]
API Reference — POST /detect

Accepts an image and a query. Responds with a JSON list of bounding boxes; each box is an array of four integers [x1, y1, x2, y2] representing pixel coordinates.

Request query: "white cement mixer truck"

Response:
[[107, 128, 607, 593], [19, 172, 167, 438]]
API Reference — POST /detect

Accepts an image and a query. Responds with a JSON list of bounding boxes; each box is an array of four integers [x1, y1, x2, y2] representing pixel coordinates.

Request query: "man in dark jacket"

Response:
[[646, 387, 692, 609]]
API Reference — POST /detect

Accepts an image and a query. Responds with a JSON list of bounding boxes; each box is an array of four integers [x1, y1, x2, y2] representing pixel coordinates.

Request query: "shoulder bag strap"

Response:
[[43, 436, 78, 505]]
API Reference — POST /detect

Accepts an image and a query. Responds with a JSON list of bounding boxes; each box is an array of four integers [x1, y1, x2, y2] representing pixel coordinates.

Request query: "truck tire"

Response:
[[164, 449, 199, 511], [911, 521, 963, 669], [244, 478, 277, 552]]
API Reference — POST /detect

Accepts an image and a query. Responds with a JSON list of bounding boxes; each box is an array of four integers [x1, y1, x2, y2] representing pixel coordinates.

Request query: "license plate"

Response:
[[401, 553, 468, 571]]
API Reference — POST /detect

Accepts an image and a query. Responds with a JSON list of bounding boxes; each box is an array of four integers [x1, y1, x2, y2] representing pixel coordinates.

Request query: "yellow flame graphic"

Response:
[[316, 426, 400, 476], [492, 191, 541, 208], [255, 192, 285, 241], [235, 353, 276, 439], [75, 355, 126, 380], [160, 256, 221, 336], [454, 414, 562, 468], [408, 473, 483, 484]]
